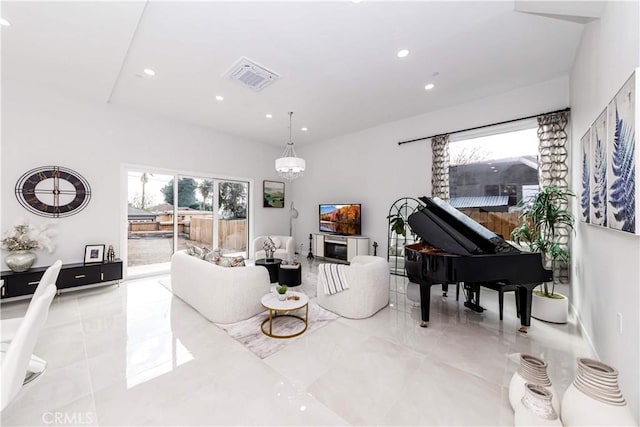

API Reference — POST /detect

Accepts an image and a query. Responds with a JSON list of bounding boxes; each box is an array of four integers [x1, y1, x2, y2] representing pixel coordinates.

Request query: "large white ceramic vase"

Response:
[[509, 353, 559, 414], [531, 292, 568, 324], [561, 358, 636, 426], [514, 383, 562, 427]]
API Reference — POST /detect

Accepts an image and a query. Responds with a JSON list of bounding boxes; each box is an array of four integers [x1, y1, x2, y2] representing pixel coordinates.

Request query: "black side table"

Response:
[[255, 258, 282, 283], [278, 264, 302, 287]]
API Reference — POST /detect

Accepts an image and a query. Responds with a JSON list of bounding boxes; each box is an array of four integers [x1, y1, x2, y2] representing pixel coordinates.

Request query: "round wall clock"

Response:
[[15, 166, 91, 218]]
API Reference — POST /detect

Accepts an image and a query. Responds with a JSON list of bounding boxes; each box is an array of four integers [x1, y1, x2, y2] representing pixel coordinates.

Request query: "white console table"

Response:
[[313, 233, 369, 263]]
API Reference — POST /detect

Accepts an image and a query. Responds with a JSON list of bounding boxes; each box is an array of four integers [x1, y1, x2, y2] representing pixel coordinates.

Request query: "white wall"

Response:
[[569, 1, 639, 420], [292, 76, 569, 261], [1, 82, 289, 271]]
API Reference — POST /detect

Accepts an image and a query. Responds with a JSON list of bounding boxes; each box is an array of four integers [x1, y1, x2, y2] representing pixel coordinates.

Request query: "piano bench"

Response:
[[479, 282, 519, 320]]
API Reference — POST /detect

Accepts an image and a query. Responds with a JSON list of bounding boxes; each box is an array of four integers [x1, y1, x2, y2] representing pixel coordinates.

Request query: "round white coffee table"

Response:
[[260, 291, 309, 339]]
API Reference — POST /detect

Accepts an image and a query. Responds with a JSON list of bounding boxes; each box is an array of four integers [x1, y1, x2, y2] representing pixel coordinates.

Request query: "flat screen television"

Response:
[[319, 204, 361, 236]]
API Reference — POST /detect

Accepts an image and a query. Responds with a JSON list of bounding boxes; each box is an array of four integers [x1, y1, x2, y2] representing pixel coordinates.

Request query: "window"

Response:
[[448, 127, 539, 238]]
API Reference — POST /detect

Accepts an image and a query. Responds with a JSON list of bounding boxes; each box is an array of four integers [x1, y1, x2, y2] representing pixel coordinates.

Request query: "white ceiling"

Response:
[[1, 1, 585, 146]]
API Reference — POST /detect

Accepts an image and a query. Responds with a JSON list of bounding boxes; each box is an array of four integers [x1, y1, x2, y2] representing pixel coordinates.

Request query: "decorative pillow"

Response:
[[214, 256, 245, 268], [271, 237, 282, 249], [185, 243, 205, 259], [204, 248, 223, 263]]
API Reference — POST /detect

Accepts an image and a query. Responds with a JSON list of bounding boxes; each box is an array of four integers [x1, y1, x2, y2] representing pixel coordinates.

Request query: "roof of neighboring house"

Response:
[[147, 203, 174, 212], [449, 195, 509, 209], [127, 206, 156, 218]]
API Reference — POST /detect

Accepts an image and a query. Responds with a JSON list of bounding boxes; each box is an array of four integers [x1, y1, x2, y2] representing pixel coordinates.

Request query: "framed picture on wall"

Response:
[[84, 244, 105, 264], [606, 70, 637, 234], [589, 108, 608, 227], [263, 180, 284, 208], [580, 129, 591, 223]]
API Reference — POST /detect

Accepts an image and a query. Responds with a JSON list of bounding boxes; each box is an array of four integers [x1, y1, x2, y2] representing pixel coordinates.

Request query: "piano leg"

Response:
[[441, 283, 448, 297], [517, 286, 532, 333], [419, 283, 431, 327]]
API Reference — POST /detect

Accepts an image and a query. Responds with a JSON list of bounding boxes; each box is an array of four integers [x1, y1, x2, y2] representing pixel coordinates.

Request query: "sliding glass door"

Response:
[[127, 171, 176, 276], [176, 176, 214, 252], [216, 180, 249, 256], [126, 168, 250, 277]]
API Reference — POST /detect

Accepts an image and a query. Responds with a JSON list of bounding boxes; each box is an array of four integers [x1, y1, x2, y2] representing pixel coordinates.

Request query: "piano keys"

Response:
[[404, 196, 553, 333]]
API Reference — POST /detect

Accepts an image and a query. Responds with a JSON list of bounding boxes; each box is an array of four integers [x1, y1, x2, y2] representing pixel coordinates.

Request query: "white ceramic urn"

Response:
[[561, 358, 636, 426], [509, 353, 559, 414]]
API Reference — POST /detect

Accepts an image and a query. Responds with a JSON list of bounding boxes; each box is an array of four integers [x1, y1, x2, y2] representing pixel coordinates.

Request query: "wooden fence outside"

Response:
[[130, 218, 247, 251], [459, 209, 522, 239]]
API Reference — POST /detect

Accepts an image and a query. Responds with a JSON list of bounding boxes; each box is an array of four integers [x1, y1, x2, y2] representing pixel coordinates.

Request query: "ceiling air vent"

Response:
[[223, 57, 280, 92]]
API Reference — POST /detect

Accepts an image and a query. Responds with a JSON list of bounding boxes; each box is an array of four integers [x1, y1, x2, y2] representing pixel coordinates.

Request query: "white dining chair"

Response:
[[0, 284, 56, 411], [1, 260, 62, 344]]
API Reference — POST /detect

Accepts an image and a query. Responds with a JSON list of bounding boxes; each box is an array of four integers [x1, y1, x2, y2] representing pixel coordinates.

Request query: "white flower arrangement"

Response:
[[1, 220, 56, 253]]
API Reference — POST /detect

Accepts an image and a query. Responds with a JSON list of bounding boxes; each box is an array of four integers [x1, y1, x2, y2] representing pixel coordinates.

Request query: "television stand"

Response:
[[312, 233, 369, 263]]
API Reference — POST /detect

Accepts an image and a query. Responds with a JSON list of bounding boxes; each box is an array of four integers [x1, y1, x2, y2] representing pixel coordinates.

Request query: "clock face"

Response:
[[15, 166, 91, 218]]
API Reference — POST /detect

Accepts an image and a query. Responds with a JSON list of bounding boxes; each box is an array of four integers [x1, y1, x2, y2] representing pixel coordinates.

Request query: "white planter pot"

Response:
[[532, 292, 568, 324]]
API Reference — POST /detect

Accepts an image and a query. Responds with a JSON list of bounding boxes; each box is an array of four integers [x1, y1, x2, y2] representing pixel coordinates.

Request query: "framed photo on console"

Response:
[[263, 180, 285, 208], [84, 244, 105, 264]]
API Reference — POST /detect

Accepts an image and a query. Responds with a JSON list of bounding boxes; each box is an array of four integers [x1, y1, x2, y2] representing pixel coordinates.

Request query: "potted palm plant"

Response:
[[511, 186, 575, 323]]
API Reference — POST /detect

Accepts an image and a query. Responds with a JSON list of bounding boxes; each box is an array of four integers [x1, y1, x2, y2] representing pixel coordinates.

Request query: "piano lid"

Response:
[[407, 196, 516, 256]]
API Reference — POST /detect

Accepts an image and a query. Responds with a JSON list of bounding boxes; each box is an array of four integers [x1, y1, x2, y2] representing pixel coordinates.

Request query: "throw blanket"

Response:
[[319, 263, 349, 295]]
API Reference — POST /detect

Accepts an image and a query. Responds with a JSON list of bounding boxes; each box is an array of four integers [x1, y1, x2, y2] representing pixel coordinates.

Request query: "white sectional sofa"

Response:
[[170, 251, 271, 323]]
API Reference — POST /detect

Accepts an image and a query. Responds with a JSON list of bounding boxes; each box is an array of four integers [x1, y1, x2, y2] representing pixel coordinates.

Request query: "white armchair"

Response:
[[317, 256, 390, 319], [252, 235, 295, 261]]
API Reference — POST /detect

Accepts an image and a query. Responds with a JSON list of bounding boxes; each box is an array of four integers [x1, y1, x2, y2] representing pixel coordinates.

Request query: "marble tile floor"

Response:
[[0, 262, 594, 426]]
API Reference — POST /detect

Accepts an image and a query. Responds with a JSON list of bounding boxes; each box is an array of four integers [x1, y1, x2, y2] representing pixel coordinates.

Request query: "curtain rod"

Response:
[[397, 107, 571, 146]]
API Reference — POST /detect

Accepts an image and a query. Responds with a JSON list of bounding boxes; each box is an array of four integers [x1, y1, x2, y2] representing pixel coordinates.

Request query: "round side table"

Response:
[[255, 258, 282, 283], [278, 264, 302, 287]]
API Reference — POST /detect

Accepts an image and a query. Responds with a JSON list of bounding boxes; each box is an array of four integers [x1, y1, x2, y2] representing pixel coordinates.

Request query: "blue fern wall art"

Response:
[[607, 72, 637, 234], [580, 130, 590, 223], [590, 110, 608, 226]]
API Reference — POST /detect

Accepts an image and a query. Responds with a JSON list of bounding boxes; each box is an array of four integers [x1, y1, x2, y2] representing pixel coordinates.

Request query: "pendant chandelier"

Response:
[[275, 112, 305, 180]]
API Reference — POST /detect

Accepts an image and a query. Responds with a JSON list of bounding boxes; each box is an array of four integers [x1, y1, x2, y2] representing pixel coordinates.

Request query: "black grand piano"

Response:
[[404, 196, 552, 333]]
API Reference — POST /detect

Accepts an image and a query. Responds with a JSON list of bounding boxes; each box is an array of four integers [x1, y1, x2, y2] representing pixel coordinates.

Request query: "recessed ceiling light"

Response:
[[493, 169, 499, 173], [266, 114, 273, 119], [0, 18, 11, 27], [397, 49, 409, 58], [301, 127, 308, 132], [215, 95, 224, 101], [424, 83, 435, 90], [143, 68, 155, 76]]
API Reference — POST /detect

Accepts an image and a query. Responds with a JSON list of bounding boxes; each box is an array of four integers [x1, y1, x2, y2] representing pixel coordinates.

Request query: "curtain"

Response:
[[537, 110, 570, 283], [431, 134, 450, 200]]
